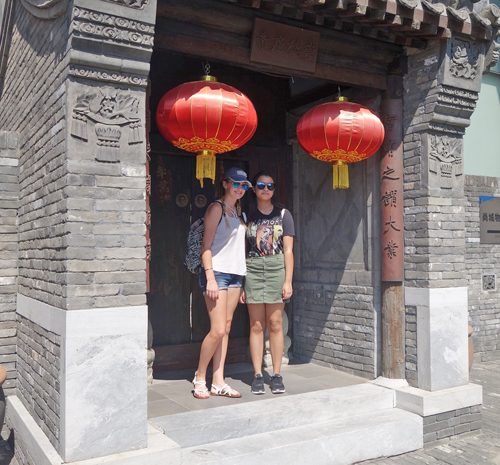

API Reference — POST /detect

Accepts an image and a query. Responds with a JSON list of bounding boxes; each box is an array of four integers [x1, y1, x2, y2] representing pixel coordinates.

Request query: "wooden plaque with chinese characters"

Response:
[[380, 99, 404, 282], [250, 18, 319, 73]]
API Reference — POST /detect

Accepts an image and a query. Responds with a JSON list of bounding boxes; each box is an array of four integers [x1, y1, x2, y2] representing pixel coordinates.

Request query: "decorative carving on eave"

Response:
[[449, 38, 480, 81], [72, 7, 154, 47], [102, 0, 150, 9], [20, 0, 68, 19], [69, 65, 148, 87]]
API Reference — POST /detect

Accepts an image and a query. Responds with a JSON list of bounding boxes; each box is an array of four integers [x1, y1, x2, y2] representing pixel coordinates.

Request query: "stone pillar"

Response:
[[403, 37, 484, 392], [2, 0, 158, 463]]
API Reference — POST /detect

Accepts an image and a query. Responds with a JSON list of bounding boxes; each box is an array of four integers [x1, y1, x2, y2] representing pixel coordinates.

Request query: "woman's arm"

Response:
[[282, 235, 294, 300], [201, 202, 223, 301]]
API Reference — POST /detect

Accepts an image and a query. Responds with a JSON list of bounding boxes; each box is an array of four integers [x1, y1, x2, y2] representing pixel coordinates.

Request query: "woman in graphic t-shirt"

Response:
[[241, 171, 295, 395], [192, 167, 250, 399]]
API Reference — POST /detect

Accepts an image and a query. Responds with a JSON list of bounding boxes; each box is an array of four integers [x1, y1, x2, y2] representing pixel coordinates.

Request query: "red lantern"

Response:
[[296, 97, 385, 189], [156, 76, 258, 187]]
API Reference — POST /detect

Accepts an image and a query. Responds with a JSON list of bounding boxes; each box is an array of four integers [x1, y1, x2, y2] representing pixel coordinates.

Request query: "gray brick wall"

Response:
[[465, 175, 500, 362], [293, 278, 376, 379], [0, 131, 18, 396], [0, 4, 69, 308], [16, 314, 60, 450], [423, 405, 482, 444], [405, 305, 417, 387], [0, 4, 69, 454]]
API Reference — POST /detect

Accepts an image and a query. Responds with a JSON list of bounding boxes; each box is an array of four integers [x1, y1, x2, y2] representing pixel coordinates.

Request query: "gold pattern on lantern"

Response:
[[173, 137, 239, 154]]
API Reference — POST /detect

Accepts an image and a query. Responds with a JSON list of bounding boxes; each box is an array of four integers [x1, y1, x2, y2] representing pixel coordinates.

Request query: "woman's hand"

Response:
[[206, 278, 219, 301], [282, 282, 293, 301], [239, 289, 246, 304]]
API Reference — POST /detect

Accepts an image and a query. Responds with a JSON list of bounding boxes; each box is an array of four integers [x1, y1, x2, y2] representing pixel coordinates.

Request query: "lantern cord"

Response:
[[338, 85, 342, 99], [201, 60, 211, 76]]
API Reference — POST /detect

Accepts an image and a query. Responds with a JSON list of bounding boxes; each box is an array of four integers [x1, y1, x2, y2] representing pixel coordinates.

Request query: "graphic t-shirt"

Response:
[[246, 207, 295, 257]]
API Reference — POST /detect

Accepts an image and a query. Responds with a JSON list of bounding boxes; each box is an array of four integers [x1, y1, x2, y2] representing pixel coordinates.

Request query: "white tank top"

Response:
[[211, 213, 247, 276]]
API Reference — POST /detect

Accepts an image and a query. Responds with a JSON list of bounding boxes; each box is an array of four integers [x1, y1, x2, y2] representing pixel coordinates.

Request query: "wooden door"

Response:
[[148, 153, 252, 370]]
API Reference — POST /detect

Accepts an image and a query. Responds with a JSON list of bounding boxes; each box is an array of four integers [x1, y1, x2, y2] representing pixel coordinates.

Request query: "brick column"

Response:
[[403, 38, 482, 391], [2, 0, 158, 463]]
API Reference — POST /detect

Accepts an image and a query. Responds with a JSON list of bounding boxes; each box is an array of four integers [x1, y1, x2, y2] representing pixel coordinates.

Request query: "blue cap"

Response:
[[224, 167, 251, 186]]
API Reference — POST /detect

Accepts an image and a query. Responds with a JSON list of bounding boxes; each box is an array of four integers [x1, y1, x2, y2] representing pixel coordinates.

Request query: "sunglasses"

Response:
[[230, 181, 249, 191], [256, 182, 275, 191]]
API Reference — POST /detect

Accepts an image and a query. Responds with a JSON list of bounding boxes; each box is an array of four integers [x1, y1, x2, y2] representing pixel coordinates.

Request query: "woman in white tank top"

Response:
[[192, 167, 250, 399]]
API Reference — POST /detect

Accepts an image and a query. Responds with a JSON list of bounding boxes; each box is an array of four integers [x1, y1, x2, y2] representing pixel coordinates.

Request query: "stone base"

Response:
[[389, 382, 483, 443], [6, 396, 181, 465]]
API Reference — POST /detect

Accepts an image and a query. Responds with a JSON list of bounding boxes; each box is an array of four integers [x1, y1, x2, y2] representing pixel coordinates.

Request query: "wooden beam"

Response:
[[154, 30, 387, 89]]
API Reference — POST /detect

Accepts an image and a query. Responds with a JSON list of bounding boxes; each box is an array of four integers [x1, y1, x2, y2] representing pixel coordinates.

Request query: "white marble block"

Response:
[[406, 287, 469, 391], [17, 295, 148, 462]]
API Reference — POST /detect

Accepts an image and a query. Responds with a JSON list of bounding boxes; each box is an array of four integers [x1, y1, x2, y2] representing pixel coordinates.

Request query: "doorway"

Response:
[[148, 51, 292, 370]]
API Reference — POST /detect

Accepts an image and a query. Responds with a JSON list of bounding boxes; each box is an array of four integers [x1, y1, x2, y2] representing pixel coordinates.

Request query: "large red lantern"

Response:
[[156, 75, 258, 187], [296, 97, 385, 189]]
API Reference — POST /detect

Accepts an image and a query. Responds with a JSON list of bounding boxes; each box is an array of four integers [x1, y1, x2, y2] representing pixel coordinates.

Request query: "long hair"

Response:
[[247, 171, 283, 223], [216, 178, 245, 228]]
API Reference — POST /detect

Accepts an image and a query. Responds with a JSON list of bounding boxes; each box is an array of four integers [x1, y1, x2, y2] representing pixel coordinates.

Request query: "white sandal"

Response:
[[192, 372, 209, 399], [210, 383, 242, 398]]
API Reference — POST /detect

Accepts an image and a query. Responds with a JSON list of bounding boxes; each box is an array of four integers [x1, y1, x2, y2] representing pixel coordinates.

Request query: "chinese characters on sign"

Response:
[[380, 100, 404, 282], [479, 196, 500, 244], [250, 18, 320, 73]]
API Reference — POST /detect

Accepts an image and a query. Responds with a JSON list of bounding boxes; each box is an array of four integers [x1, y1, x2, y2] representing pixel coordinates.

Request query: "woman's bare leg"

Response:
[[266, 303, 285, 375], [248, 303, 266, 375], [212, 287, 241, 388], [195, 291, 229, 398]]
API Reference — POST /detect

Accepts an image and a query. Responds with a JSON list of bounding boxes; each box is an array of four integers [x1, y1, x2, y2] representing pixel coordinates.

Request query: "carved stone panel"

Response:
[[441, 37, 484, 92], [69, 84, 144, 163], [423, 133, 464, 191]]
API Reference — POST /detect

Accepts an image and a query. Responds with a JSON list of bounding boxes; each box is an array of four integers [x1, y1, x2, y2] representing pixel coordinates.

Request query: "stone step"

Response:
[[181, 407, 423, 465], [152, 384, 399, 447]]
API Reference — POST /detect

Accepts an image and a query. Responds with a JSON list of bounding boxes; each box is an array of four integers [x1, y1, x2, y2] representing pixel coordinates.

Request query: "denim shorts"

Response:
[[199, 270, 243, 294]]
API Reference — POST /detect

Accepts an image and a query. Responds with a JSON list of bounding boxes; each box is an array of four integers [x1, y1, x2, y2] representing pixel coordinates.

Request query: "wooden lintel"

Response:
[[282, 6, 305, 19], [155, 30, 387, 90]]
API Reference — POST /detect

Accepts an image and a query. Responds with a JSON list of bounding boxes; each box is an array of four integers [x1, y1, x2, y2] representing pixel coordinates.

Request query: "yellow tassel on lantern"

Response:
[[332, 161, 349, 189], [196, 150, 216, 188]]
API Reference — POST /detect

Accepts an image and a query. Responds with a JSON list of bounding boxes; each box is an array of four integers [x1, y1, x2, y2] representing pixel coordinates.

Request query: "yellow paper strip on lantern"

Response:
[[332, 161, 349, 189], [196, 150, 216, 188]]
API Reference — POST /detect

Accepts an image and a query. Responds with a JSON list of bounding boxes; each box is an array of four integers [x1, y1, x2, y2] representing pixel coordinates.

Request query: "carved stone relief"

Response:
[[73, 7, 154, 47], [69, 65, 148, 87], [450, 39, 480, 81], [428, 134, 463, 189], [20, 0, 68, 19], [70, 86, 143, 162]]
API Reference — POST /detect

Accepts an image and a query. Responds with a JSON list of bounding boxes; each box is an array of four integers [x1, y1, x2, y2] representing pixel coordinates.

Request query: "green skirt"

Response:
[[244, 254, 288, 304]]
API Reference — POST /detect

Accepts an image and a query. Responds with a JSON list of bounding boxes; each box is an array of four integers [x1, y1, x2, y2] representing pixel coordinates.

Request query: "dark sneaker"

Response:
[[251, 374, 265, 395], [270, 374, 285, 394]]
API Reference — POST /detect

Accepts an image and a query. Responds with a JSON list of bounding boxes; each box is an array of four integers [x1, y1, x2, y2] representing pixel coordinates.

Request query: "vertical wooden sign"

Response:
[[380, 99, 404, 282]]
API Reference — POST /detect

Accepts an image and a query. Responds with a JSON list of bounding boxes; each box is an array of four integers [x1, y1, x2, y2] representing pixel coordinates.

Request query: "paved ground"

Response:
[[360, 359, 500, 465], [148, 360, 368, 417], [0, 359, 498, 464]]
